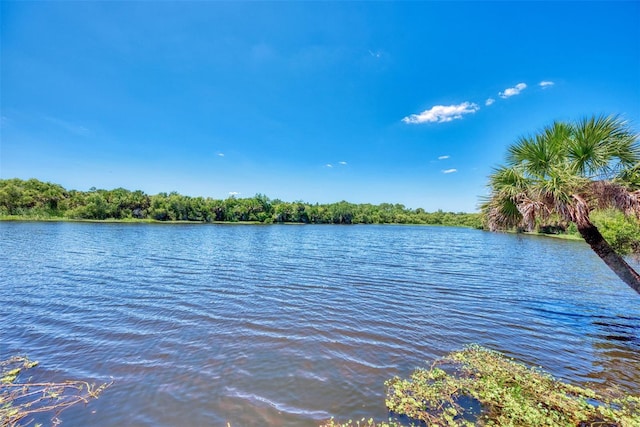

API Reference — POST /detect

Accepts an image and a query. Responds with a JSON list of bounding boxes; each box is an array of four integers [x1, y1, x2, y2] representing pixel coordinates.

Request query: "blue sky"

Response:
[[1, 1, 639, 212]]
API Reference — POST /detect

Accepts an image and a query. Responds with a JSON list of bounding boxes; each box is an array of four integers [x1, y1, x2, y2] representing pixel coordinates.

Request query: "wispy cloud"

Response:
[[217, 153, 225, 157], [325, 164, 333, 168], [539, 81, 555, 88], [229, 191, 240, 196], [339, 161, 347, 165], [368, 49, 382, 59], [442, 169, 457, 174], [402, 102, 480, 124], [499, 83, 527, 99], [485, 98, 495, 106], [438, 155, 450, 160]]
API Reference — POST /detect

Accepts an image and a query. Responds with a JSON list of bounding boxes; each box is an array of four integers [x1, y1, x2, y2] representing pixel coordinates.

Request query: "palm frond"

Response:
[[485, 196, 522, 231], [570, 115, 640, 179], [517, 195, 548, 231], [507, 135, 536, 166], [616, 162, 640, 190], [506, 125, 567, 178], [589, 180, 640, 218], [488, 165, 529, 197]]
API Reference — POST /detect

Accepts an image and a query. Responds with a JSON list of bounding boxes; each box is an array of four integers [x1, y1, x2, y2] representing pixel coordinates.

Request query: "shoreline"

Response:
[[1, 216, 577, 237], [0, 215, 481, 228]]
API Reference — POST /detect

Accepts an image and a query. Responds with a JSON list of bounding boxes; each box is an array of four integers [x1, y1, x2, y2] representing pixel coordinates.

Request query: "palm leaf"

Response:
[[570, 115, 640, 179]]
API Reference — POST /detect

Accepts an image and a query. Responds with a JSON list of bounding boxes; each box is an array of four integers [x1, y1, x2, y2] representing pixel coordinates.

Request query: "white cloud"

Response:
[[325, 164, 333, 168], [485, 98, 495, 106], [229, 191, 240, 196], [442, 169, 457, 174], [438, 155, 450, 160], [539, 81, 555, 88], [499, 83, 527, 99], [368, 49, 382, 58], [217, 153, 225, 157], [402, 102, 480, 124], [339, 161, 347, 165]]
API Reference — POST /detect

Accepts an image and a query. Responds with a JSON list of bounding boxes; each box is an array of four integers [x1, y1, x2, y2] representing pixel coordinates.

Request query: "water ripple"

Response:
[[1, 223, 639, 426]]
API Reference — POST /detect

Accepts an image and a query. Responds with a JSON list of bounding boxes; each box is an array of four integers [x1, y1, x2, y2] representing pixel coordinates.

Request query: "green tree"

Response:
[[0, 180, 23, 215], [484, 115, 640, 295], [149, 193, 172, 220], [273, 201, 294, 222], [207, 198, 227, 222]]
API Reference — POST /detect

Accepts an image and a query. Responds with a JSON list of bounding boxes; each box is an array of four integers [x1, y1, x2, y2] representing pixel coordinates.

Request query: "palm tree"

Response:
[[484, 115, 640, 295]]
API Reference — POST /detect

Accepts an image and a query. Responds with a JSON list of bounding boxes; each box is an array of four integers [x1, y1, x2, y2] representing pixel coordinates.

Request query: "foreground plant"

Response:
[[483, 115, 640, 294], [323, 345, 640, 427], [0, 356, 111, 426]]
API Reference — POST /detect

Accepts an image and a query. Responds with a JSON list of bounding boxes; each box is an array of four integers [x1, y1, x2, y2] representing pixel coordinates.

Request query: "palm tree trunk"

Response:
[[577, 223, 640, 295]]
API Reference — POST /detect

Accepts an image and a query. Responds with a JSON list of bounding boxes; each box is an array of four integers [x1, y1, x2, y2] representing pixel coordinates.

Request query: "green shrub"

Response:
[[591, 209, 640, 256]]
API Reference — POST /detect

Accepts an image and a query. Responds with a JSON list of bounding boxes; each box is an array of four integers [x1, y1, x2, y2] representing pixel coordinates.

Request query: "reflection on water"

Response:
[[1, 222, 639, 426]]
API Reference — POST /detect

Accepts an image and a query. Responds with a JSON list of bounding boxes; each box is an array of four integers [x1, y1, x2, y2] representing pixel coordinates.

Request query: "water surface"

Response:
[[1, 222, 639, 426]]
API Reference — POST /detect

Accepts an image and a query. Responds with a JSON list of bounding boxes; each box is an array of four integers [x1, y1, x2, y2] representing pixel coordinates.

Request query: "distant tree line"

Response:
[[0, 178, 483, 228]]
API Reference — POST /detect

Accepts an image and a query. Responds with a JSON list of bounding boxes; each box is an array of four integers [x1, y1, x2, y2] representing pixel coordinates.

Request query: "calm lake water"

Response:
[[1, 222, 639, 426]]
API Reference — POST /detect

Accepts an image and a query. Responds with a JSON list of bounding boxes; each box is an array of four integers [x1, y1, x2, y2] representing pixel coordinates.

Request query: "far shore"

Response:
[[1, 215, 585, 240], [0, 215, 481, 228]]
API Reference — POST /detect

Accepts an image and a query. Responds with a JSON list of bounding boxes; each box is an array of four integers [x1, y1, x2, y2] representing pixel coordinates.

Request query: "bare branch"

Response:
[[1, 356, 112, 427]]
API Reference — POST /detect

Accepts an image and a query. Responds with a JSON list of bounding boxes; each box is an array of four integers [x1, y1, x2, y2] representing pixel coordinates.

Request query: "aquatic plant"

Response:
[[0, 356, 111, 426], [323, 345, 640, 427]]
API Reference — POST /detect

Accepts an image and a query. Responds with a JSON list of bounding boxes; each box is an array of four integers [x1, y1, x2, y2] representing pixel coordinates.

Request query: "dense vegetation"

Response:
[[3, 178, 640, 257], [0, 178, 482, 227], [323, 345, 640, 427]]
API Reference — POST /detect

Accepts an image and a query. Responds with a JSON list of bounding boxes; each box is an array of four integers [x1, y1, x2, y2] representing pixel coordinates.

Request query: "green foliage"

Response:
[[0, 178, 481, 227], [325, 346, 640, 427], [0, 178, 67, 218], [385, 345, 640, 426], [0, 356, 111, 426], [590, 209, 640, 256], [321, 417, 401, 427], [533, 209, 640, 256]]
